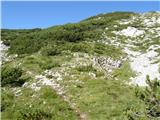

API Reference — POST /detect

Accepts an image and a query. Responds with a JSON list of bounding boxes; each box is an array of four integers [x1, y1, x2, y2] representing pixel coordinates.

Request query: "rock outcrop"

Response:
[[93, 56, 122, 72]]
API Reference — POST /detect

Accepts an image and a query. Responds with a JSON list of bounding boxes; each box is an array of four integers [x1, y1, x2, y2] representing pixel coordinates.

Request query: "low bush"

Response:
[[94, 43, 123, 58], [1, 89, 14, 112], [70, 42, 92, 53], [135, 76, 160, 118], [76, 65, 97, 72], [23, 55, 61, 71], [40, 44, 62, 56], [40, 61, 61, 70], [1, 66, 27, 87]]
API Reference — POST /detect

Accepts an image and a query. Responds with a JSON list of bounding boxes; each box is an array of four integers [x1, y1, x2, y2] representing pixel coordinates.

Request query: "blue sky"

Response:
[[2, 1, 160, 29]]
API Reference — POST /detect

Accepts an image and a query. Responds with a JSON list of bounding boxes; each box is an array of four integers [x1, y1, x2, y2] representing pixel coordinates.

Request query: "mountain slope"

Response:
[[1, 12, 160, 119]]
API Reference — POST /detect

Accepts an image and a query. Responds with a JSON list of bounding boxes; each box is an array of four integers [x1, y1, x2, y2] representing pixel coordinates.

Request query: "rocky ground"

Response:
[[100, 12, 160, 86]]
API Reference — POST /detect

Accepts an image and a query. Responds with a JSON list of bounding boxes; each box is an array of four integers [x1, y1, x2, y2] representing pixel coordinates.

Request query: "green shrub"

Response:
[[41, 45, 61, 56], [1, 89, 14, 112], [94, 43, 123, 58], [76, 65, 97, 72], [70, 42, 92, 53], [19, 107, 53, 120], [135, 76, 160, 118], [1, 66, 26, 87], [83, 12, 135, 21], [9, 35, 43, 54], [40, 61, 61, 70]]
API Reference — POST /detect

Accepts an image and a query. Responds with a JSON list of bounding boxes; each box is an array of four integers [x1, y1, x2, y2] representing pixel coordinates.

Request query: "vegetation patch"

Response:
[[1, 65, 29, 87], [112, 61, 136, 81], [1, 87, 78, 120]]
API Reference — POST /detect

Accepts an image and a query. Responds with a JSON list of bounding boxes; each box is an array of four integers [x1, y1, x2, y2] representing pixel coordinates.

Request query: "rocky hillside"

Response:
[[1, 12, 160, 120]]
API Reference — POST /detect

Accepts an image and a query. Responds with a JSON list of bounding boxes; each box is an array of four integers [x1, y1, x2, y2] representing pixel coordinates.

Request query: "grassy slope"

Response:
[[2, 52, 145, 119], [1, 12, 158, 119], [2, 87, 78, 120]]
